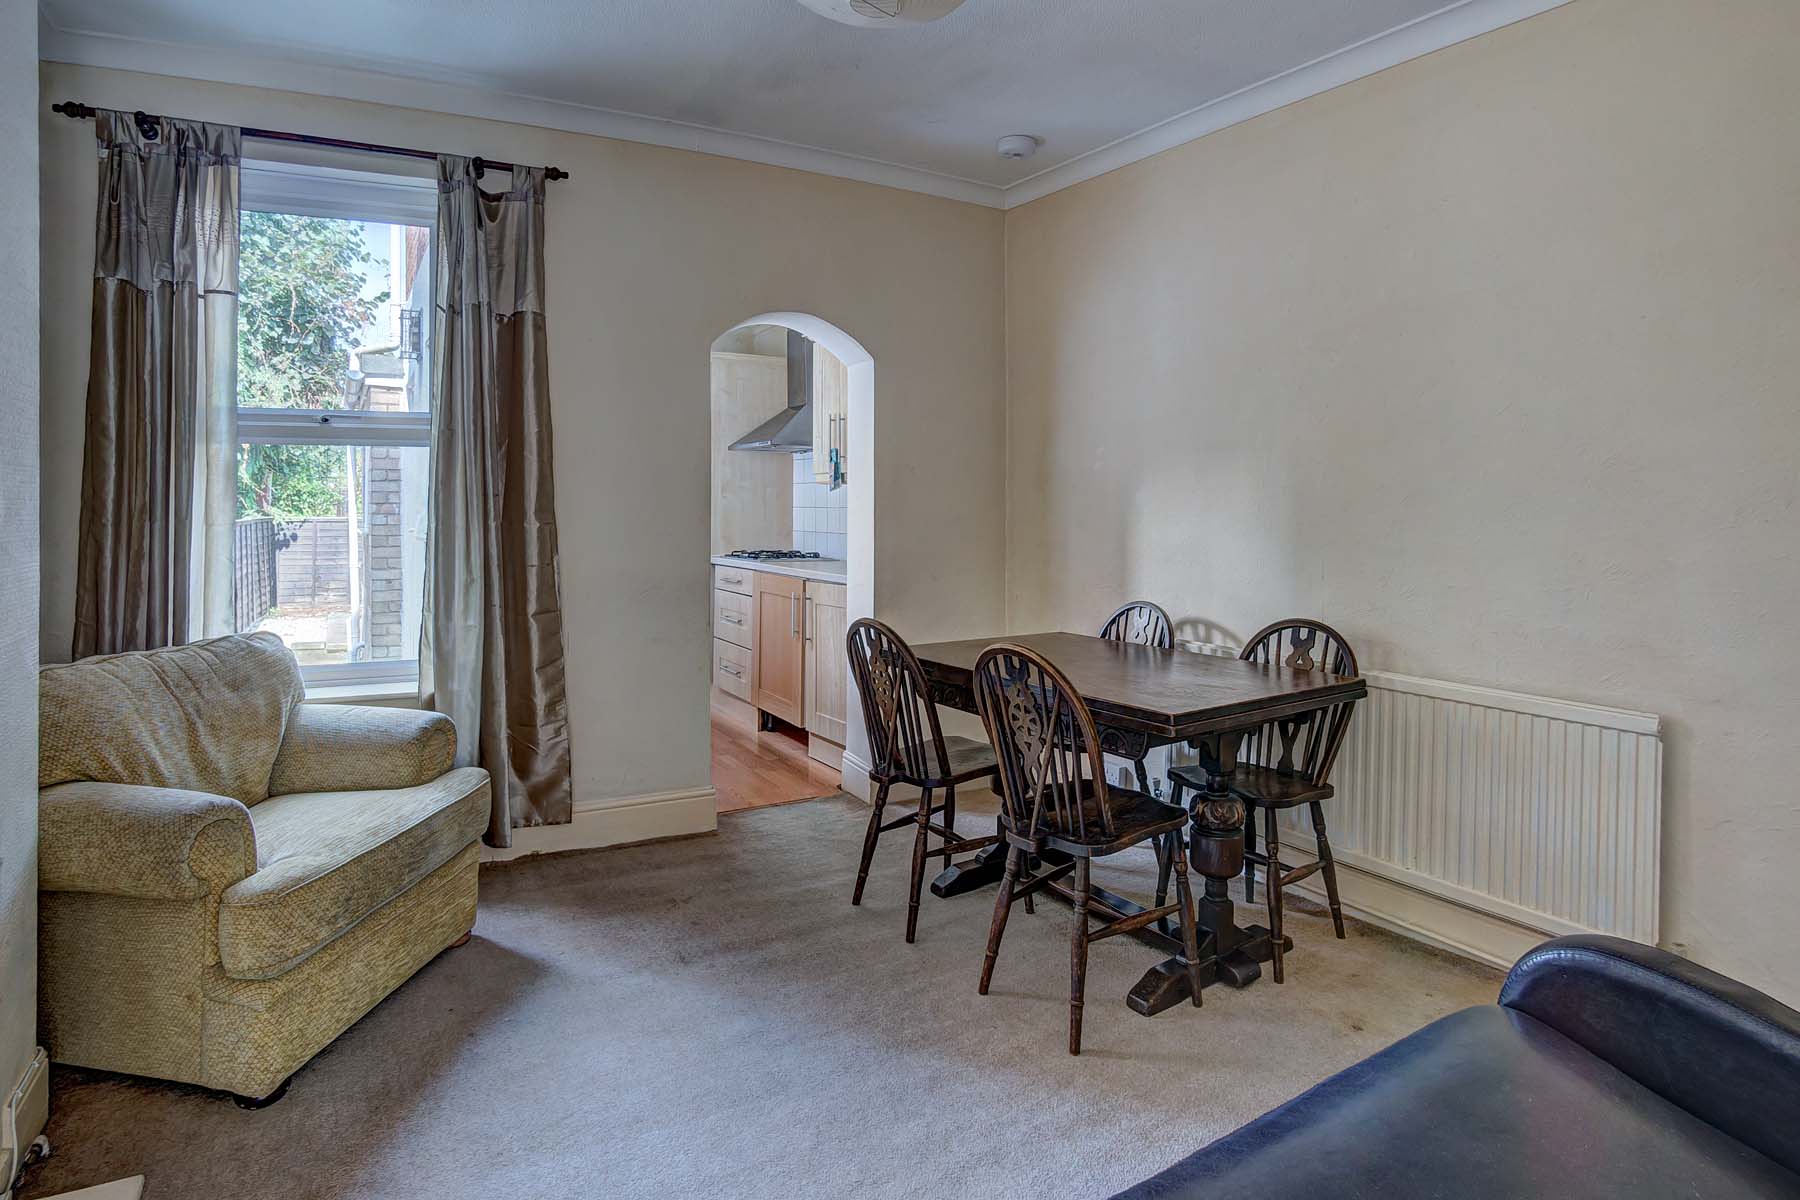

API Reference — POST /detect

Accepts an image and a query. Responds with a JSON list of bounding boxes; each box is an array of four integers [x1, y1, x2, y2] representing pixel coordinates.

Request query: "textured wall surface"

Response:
[[38, 63, 1007, 812], [1004, 0, 1800, 1002], [2, 0, 42, 1121]]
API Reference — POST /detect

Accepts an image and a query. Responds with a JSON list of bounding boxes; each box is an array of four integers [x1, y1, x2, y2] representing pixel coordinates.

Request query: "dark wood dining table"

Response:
[[909, 631, 1367, 1015]]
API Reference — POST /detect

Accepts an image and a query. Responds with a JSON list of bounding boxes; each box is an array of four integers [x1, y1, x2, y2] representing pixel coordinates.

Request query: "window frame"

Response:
[[237, 155, 437, 688]]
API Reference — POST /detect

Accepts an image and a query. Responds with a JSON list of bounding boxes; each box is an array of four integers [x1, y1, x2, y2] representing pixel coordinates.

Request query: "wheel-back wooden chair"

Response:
[[971, 642, 1202, 1055], [1097, 600, 1175, 796], [1165, 619, 1360, 983], [846, 618, 1001, 943]]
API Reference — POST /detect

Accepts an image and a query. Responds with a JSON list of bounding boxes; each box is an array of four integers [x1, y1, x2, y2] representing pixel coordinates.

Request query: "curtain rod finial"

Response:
[[52, 100, 97, 119]]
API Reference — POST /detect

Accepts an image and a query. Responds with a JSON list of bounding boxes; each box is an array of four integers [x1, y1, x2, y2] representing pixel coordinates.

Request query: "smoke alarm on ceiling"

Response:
[[997, 135, 1040, 160], [795, 0, 968, 28]]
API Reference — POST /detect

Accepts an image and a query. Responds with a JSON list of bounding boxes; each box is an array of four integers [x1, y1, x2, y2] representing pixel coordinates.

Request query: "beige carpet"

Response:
[[22, 795, 1500, 1200]]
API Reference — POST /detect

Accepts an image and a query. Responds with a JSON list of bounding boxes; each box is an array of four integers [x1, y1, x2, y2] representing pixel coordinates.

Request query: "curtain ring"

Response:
[[133, 110, 160, 141], [471, 156, 486, 180]]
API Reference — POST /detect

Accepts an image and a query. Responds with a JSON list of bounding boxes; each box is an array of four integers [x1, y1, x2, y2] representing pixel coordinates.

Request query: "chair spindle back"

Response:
[[846, 618, 951, 781], [972, 643, 1115, 844], [1238, 619, 1360, 787], [1098, 600, 1174, 650]]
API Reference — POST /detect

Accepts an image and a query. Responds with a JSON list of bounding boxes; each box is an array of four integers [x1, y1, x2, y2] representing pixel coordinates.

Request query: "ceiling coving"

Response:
[[795, 0, 968, 28]]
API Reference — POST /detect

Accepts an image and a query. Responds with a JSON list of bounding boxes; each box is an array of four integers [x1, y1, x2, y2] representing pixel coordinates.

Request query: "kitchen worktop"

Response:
[[711, 554, 848, 585]]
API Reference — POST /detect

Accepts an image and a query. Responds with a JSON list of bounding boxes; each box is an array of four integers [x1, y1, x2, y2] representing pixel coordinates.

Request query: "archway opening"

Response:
[[706, 313, 873, 815]]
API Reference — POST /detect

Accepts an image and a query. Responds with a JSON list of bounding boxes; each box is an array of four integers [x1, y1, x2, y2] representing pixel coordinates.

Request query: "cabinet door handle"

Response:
[[719, 661, 744, 678], [720, 613, 745, 626], [790, 594, 799, 637], [804, 595, 813, 643]]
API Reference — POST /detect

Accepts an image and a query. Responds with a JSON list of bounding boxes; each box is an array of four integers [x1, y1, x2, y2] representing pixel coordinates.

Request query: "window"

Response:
[[234, 159, 436, 686]]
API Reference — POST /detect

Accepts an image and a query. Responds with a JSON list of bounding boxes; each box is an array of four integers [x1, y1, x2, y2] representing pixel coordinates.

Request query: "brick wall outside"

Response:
[[364, 383, 407, 659]]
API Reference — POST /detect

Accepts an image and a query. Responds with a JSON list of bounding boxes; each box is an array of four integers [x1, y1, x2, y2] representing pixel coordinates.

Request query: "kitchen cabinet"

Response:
[[751, 571, 806, 729], [714, 640, 752, 703], [810, 343, 848, 487], [712, 565, 757, 702], [803, 580, 847, 753]]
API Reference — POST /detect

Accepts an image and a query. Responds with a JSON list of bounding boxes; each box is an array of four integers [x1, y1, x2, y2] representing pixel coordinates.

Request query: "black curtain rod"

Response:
[[51, 100, 570, 181]]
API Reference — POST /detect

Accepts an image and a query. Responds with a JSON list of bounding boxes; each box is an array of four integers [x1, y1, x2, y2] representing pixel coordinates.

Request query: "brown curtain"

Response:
[[420, 156, 573, 844], [73, 110, 240, 659]]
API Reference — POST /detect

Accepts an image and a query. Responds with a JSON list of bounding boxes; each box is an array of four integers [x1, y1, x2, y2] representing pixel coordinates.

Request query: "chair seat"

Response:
[[885, 734, 998, 786], [1011, 779, 1188, 857], [218, 767, 490, 980], [1170, 761, 1332, 809]]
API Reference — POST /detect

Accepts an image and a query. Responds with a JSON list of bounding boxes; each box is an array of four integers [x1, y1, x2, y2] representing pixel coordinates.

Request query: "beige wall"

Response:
[[1004, 0, 1800, 1003], [3, 0, 42, 1127], [38, 63, 1007, 808]]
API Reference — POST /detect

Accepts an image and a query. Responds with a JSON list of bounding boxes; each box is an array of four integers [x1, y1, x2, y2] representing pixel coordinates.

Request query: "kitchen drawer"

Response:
[[714, 639, 752, 702], [713, 564, 754, 596], [713, 588, 754, 649]]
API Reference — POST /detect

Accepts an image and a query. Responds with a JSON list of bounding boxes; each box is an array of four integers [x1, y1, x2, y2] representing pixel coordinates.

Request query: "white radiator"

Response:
[[1292, 671, 1662, 944], [1170, 647, 1664, 952]]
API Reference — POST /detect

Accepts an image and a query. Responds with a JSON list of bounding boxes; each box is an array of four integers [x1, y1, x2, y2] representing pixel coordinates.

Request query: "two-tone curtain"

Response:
[[72, 111, 240, 658], [421, 156, 573, 845]]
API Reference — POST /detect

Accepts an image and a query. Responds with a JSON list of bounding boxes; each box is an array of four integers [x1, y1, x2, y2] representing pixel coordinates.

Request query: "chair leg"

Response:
[[1156, 778, 1186, 911], [943, 783, 958, 846], [979, 846, 1022, 995], [1069, 857, 1092, 1055], [851, 779, 890, 906], [1310, 800, 1346, 939], [1243, 803, 1258, 903], [1133, 756, 1153, 797], [1168, 835, 1203, 1008], [906, 787, 933, 943], [1153, 831, 1174, 911], [1264, 805, 1285, 984]]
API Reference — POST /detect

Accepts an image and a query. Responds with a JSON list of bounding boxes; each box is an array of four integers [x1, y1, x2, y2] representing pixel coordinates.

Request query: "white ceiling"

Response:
[[39, 0, 1566, 207]]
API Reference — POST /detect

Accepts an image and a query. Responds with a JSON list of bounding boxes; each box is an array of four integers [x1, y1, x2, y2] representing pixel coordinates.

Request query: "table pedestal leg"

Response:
[[1128, 731, 1288, 1015], [930, 817, 1008, 897]]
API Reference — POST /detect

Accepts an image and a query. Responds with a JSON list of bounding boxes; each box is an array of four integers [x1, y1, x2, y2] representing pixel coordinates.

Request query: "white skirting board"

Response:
[[26, 1181, 145, 1200], [479, 787, 717, 862]]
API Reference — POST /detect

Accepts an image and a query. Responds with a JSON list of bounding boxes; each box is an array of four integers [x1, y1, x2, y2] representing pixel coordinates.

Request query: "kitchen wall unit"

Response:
[[810, 343, 849, 487], [751, 571, 807, 729], [710, 352, 791, 553]]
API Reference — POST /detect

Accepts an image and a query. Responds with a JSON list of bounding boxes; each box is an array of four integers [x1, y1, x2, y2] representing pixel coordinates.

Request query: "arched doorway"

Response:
[[707, 313, 873, 813]]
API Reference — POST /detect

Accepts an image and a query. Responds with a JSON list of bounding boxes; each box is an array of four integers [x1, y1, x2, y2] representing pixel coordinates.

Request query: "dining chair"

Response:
[[1097, 600, 1174, 797], [1163, 619, 1360, 983], [845, 618, 1002, 943], [971, 642, 1202, 1055]]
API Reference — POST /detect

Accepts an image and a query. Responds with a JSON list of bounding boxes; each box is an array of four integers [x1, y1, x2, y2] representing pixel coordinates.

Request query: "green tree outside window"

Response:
[[236, 211, 390, 520]]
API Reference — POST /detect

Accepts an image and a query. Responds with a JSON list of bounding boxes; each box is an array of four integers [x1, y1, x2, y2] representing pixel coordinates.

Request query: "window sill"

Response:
[[303, 679, 419, 707]]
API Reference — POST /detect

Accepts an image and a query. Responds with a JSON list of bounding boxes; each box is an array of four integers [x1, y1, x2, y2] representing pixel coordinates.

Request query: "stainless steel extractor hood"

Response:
[[730, 329, 813, 452]]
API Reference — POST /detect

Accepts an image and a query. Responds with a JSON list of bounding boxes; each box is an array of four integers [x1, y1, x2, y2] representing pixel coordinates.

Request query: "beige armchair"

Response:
[[37, 633, 489, 1105]]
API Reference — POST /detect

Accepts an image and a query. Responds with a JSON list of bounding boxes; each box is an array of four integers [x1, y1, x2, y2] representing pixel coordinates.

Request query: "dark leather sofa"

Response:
[[1114, 935, 1800, 1199]]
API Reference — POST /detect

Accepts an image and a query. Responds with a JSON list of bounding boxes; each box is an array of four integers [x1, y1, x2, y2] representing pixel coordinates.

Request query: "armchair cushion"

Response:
[[269, 703, 458, 795], [38, 781, 257, 899], [217, 767, 489, 980], [40, 632, 304, 806]]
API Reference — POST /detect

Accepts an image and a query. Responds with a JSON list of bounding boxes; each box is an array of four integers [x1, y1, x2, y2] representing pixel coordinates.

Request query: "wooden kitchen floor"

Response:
[[712, 691, 842, 813]]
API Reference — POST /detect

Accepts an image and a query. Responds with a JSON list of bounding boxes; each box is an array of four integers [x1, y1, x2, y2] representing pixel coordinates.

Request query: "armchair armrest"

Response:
[[39, 781, 257, 900], [267, 703, 457, 795], [1500, 934, 1800, 1177]]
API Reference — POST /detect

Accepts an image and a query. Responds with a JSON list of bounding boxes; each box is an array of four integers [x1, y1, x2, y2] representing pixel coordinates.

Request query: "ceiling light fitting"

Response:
[[794, 0, 968, 28]]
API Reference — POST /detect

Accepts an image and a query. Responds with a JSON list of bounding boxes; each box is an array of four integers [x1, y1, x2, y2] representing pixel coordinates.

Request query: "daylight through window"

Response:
[[233, 187, 433, 684]]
